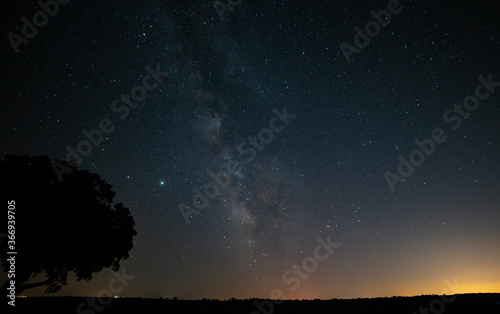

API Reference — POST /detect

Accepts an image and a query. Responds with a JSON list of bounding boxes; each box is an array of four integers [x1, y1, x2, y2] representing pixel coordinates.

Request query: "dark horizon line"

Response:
[[16, 292, 500, 301]]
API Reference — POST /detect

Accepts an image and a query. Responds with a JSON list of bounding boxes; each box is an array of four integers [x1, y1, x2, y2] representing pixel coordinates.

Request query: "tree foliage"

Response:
[[0, 155, 137, 294]]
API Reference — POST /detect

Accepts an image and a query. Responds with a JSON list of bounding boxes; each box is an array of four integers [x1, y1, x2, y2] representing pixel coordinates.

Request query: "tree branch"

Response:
[[17, 278, 53, 294]]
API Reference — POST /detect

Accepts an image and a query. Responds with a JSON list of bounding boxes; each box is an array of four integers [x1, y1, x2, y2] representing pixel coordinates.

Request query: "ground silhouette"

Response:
[[15, 293, 500, 314]]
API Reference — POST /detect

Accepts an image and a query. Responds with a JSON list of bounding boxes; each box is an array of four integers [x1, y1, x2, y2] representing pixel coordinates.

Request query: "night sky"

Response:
[[1, 0, 499, 300]]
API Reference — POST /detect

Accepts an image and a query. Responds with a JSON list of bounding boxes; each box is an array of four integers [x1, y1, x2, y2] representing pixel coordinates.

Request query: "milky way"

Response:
[[1, 0, 499, 299]]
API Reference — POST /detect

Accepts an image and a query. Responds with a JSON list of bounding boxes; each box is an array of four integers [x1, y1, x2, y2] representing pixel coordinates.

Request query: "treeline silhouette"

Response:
[[17, 293, 500, 314]]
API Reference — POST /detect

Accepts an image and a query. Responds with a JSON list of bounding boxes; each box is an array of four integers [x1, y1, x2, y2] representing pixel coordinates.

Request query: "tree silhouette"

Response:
[[0, 155, 137, 294]]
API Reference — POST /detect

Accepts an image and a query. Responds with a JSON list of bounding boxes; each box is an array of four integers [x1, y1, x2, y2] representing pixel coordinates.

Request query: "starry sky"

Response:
[[1, 0, 499, 300]]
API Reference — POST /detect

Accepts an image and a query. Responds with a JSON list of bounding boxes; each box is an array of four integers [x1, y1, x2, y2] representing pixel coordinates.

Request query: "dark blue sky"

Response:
[[1, 0, 499, 299]]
